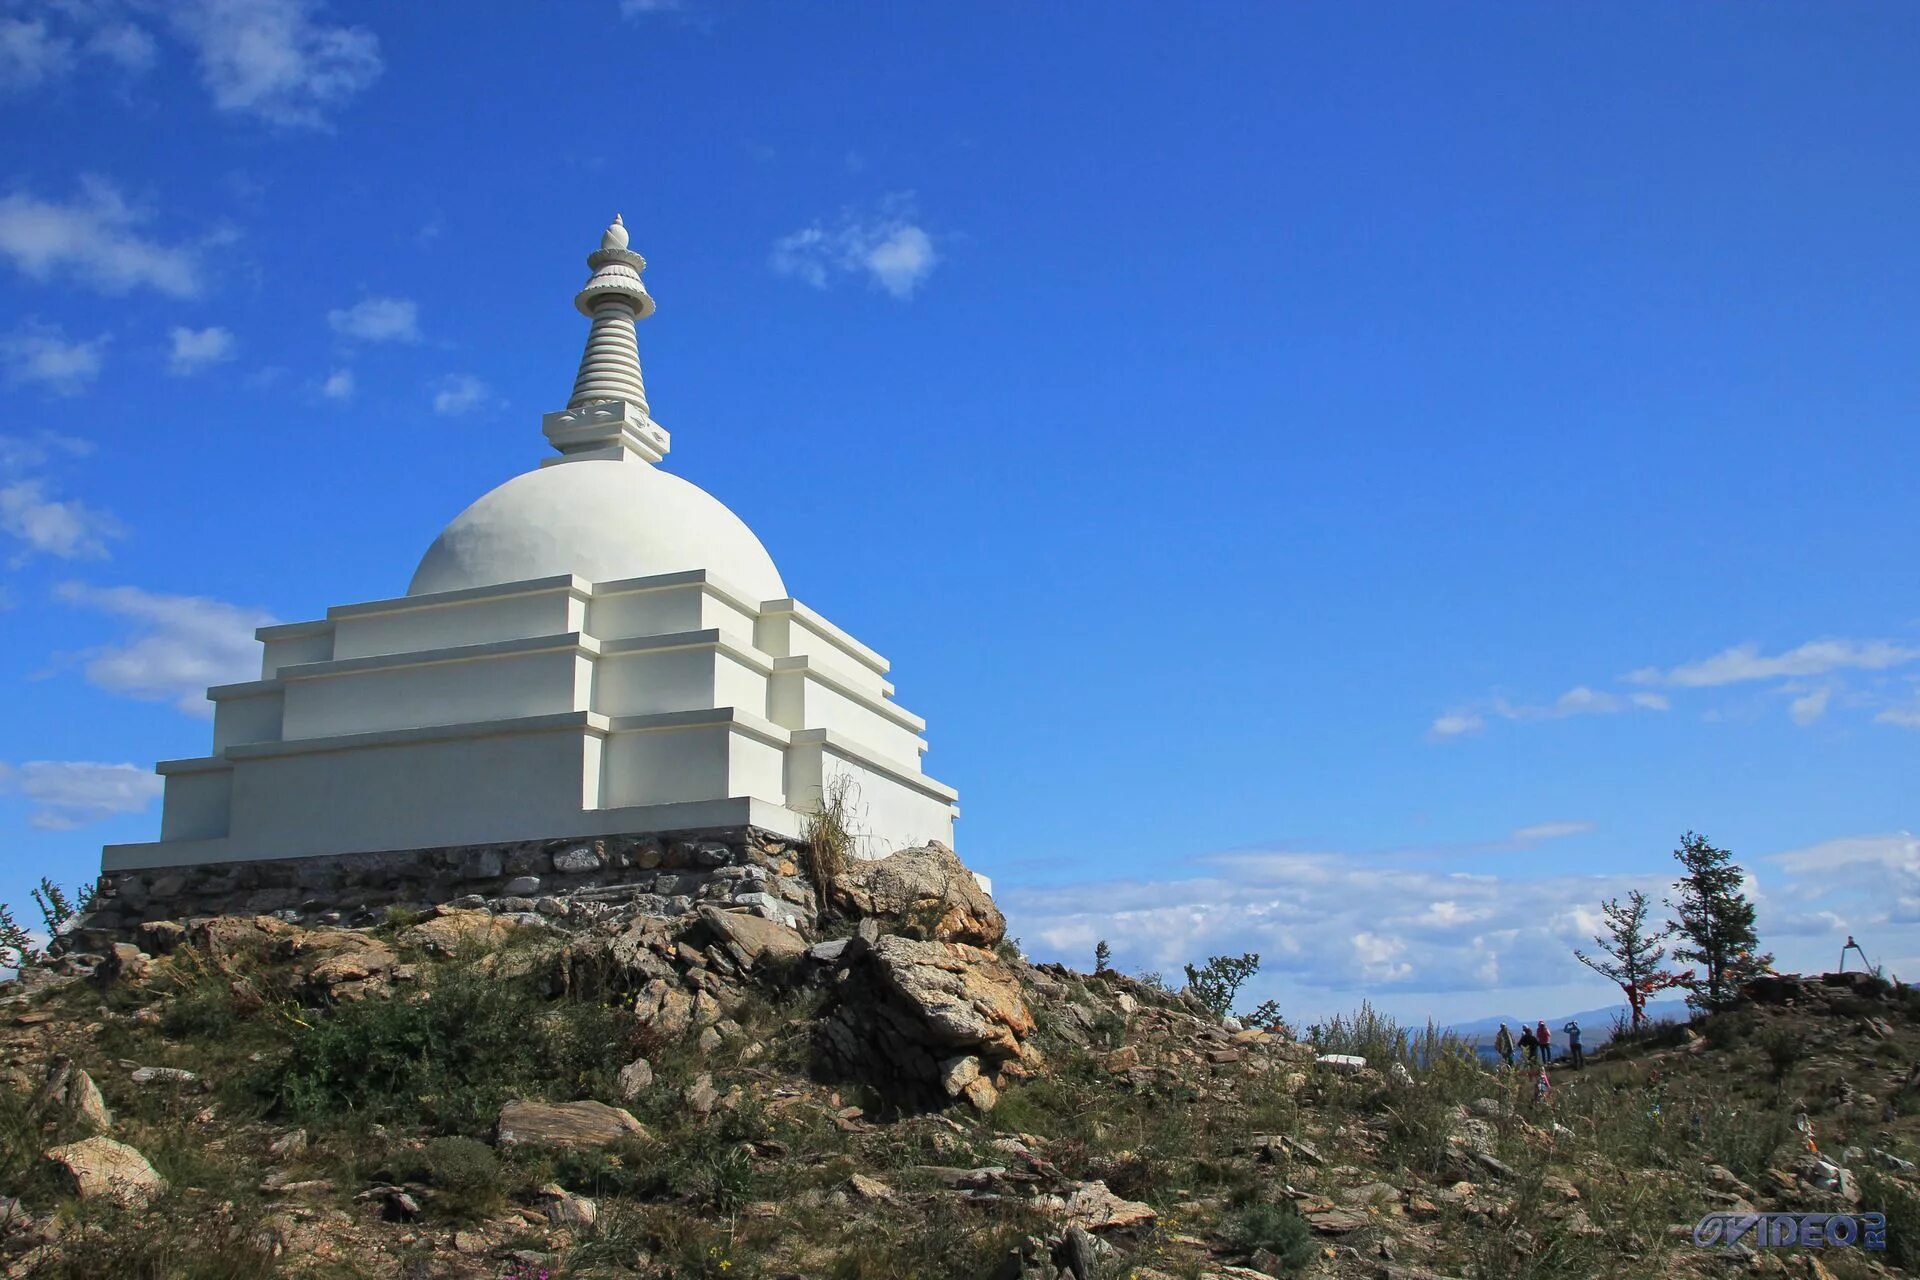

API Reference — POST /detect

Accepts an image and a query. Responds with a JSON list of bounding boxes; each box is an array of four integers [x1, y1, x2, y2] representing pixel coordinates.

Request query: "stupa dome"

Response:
[[407, 457, 786, 601]]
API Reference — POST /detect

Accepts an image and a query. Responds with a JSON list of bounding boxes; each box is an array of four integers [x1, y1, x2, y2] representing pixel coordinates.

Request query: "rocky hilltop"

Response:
[[3, 842, 1919, 1279]]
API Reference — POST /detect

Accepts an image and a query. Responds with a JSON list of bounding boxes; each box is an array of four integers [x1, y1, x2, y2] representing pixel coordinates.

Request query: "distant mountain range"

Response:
[[1443, 998, 1689, 1050]]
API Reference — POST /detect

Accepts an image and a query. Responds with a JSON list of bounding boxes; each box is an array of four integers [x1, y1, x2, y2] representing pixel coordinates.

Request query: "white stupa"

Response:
[[103, 217, 958, 875]]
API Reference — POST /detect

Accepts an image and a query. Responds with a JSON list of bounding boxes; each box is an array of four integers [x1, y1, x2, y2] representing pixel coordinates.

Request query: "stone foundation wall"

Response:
[[76, 828, 816, 948]]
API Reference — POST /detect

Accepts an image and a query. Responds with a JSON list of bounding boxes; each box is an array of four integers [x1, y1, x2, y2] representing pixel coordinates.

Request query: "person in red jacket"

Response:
[[1535, 1019, 1552, 1064]]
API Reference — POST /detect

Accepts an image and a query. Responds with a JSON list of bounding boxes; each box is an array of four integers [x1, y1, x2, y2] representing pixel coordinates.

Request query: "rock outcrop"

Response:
[[495, 1100, 648, 1151], [43, 1137, 165, 1207], [827, 842, 1005, 945]]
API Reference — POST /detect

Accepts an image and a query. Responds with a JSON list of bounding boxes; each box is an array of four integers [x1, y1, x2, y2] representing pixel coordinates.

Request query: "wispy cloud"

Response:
[[320, 368, 354, 400], [1, 321, 109, 395], [0, 17, 74, 90], [1876, 703, 1920, 731], [1627, 639, 1920, 688], [0, 760, 162, 830], [328, 295, 418, 343], [169, 0, 382, 128], [432, 374, 490, 416], [168, 325, 236, 375], [771, 195, 939, 299], [0, 177, 206, 297], [0, 432, 121, 564], [85, 22, 159, 74], [54, 582, 275, 716], [0, 480, 123, 564], [1000, 828, 1920, 1021], [1429, 686, 1667, 740], [618, 0, 684, 14]]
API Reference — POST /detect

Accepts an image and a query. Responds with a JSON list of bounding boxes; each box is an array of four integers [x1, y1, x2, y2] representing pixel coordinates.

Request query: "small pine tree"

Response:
[[1666, 831, 1772, 1011], [32, 878, 90, 933], [1093, 940, 1112, 974], [1574, 889, 1679, 1028], [1184, 952, 1260, 1019], [0, 902, 37, 972]]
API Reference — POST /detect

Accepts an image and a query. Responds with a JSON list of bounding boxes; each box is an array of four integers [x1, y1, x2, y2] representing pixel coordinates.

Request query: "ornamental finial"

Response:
[[602, 214, 629, 252]]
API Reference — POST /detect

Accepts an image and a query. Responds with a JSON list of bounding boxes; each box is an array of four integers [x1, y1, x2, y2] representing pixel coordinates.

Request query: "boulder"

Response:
[[397, 909, 515, 956], [632, 979, 695, 1039], [44, 1136, 165, 1207], [301, 936, 399, 998], [189, 915, 298, 960], [1059, 1180, 1156, 1233], [34, 1060, 112, 1134], [616, 1057, 654, 1101], [828, 842, 1005, 945], [697, 906, 808, 970], [495, 1100, 647, 1151], [869, 934, 1034, 1057], [536, 1183, 598, 1227]]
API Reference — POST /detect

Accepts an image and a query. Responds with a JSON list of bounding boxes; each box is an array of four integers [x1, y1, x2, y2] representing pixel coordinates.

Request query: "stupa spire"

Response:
[[569, 214, 655, 410], [541, 215, 671, 466]]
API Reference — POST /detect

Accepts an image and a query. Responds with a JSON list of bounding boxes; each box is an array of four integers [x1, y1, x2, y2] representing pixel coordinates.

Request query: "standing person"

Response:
[[1535, 1019, 1553, 1064], [1519, 1025, 1538, 1066], [1562, 1019, 1584, 1070], [1494, 1022, 1515, 1068]]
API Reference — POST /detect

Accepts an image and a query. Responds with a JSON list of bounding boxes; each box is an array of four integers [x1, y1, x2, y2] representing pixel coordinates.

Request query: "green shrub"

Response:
[[1223, 1200, 1316, 1272], [1858, 1169, 1920, 1271], [270, 960, 634, 1134]]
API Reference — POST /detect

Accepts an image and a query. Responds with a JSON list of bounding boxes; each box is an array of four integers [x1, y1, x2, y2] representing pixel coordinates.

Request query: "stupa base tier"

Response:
[[86, 821, 817, 938]]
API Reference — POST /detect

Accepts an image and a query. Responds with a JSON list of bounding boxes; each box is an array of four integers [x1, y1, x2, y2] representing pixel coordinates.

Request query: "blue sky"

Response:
[[1, 2, 1917, 1023]]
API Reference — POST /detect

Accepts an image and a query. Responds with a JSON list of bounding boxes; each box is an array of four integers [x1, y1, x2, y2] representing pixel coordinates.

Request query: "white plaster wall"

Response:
[[281, 647, 585, 740], [226, 729, 596, 855], [159, 767, 233, 841], [755, 610, 890, 700], [768, 668, 925, 763], [599, 724, 734, 808], [725, 728, 788, 806], [261, 630, 333, 678], [594, 646, 715, 717], [212, 690, 285, 752], [587, 583, 707, 642], [714, 649, 773, 718], [332, 587, 581, 660], [786, 739, 956, 858]]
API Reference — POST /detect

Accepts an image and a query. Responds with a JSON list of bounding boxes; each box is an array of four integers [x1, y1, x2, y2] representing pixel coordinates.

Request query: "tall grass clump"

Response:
[[271, 957, 635, 1135]]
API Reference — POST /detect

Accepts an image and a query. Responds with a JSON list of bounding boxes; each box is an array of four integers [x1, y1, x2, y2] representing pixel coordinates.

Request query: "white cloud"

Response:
[[168, 325, 236, 375], [771, 196, 939, 299], [328, 295, 418, 343], [432, 374, 490, 416], [169, 0, 382, 128], [0, 177, 204, 297], [85, 22, 159, 73], [0, 760, 162, 830], [0, 433, 114, 565], [1788, 687, 1831, 727], [1877, 704, 1920, 730], [320, 367, 353, 400], [1430, 685, 1665, 740], [54, 581, 275, 716], [1628, 639, 1920, 688], [618, 0, 683, 13], [0, 432, 93, 474], [1, 322, 108, 395], [0, 17, 74, 90], [1001, 827, 1920, 1023], [0, 480, 122, 563]]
